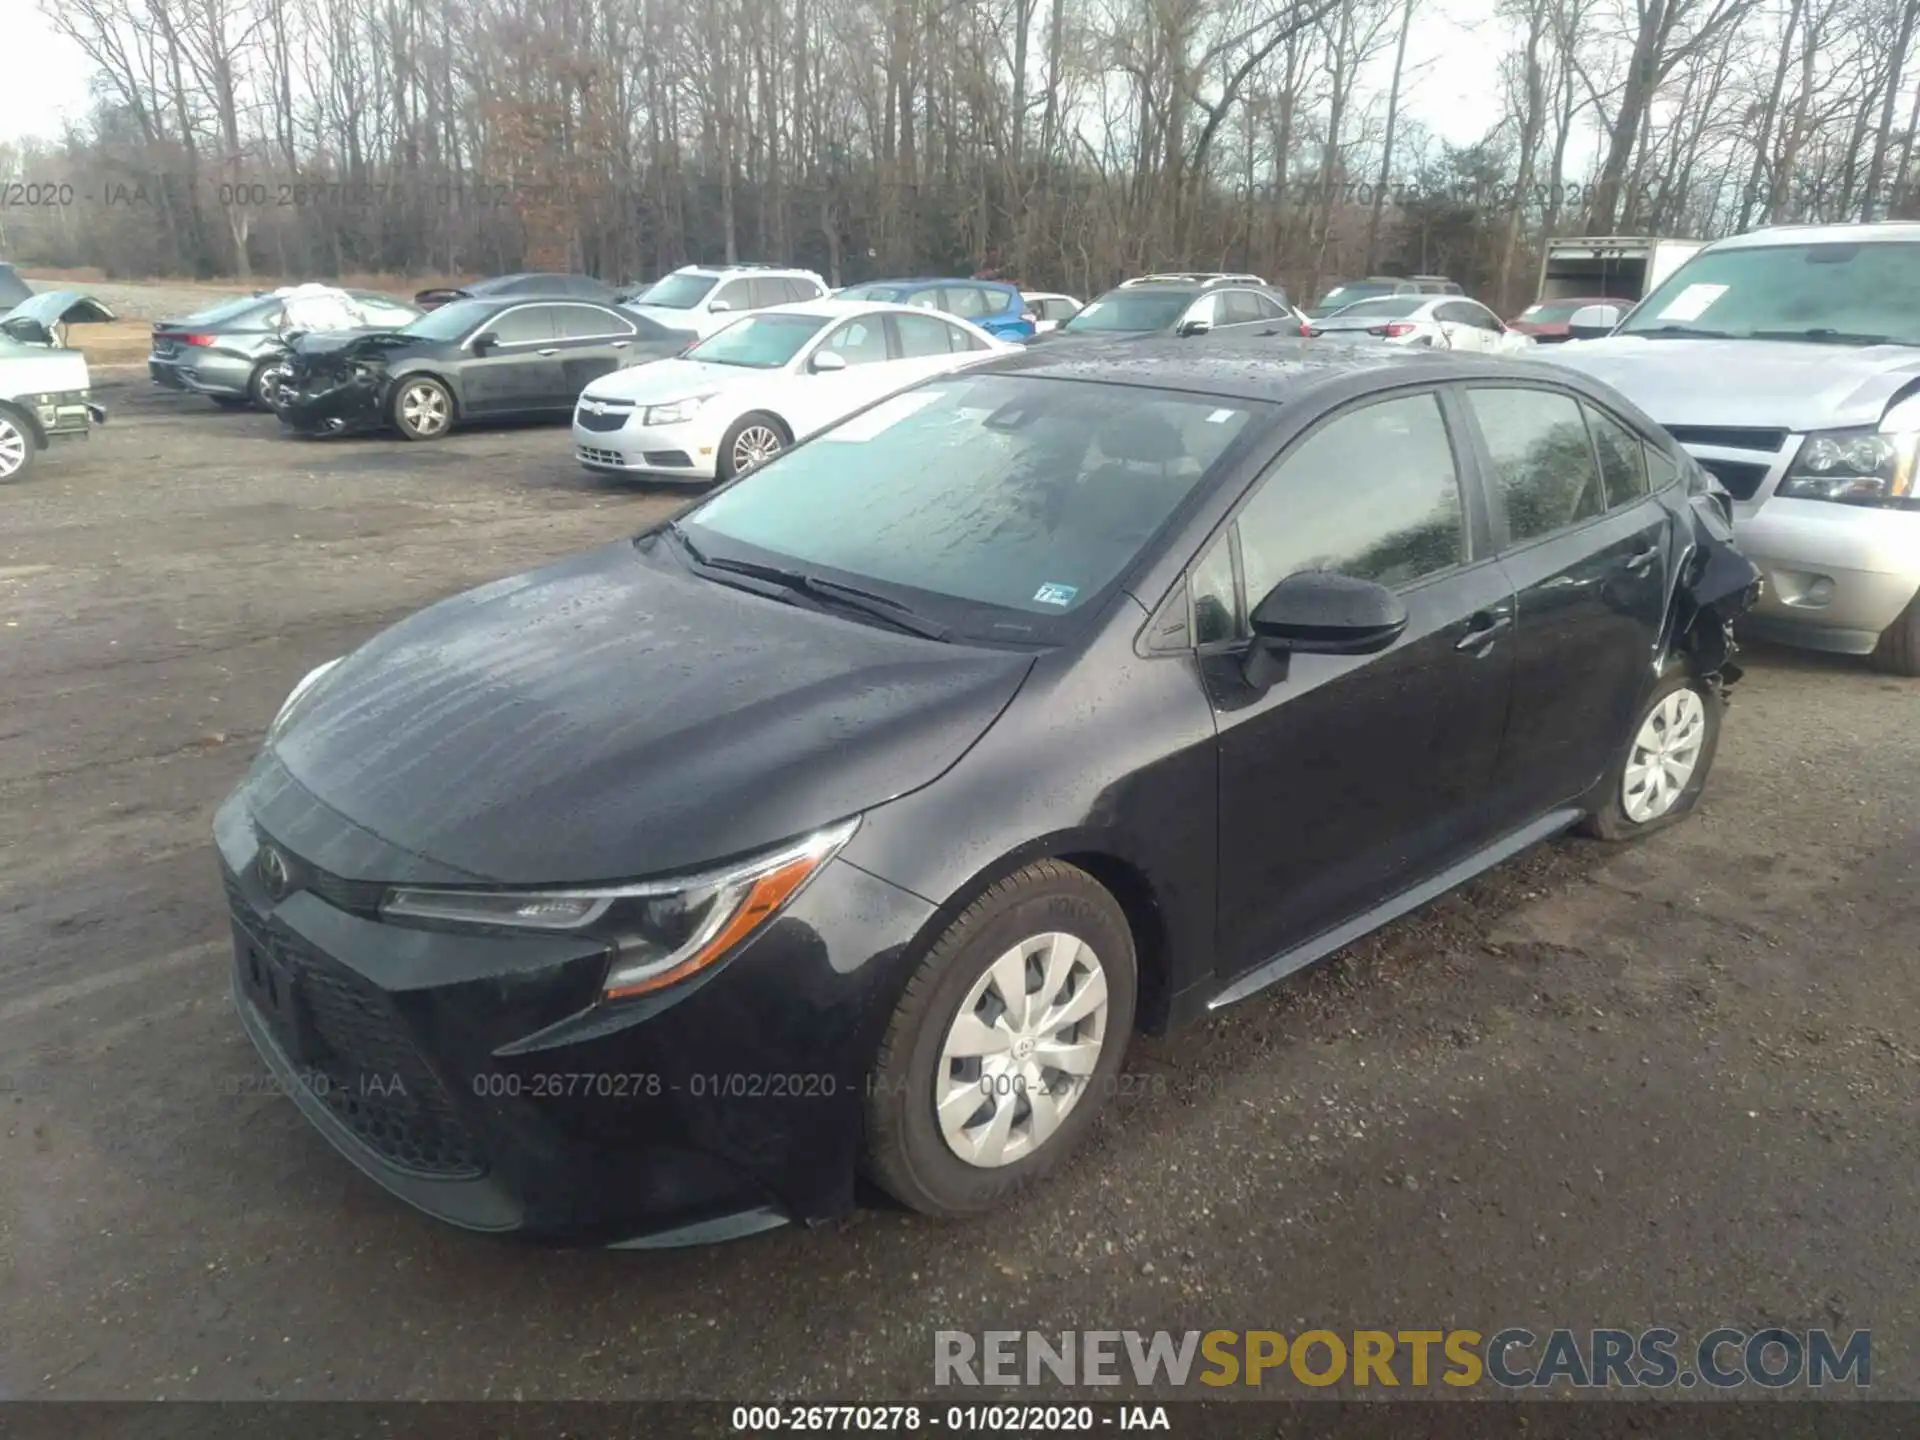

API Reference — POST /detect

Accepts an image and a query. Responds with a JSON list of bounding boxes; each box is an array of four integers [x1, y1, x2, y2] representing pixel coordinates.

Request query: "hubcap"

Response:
[[261, 366, 291, 408], [935, 932, 1111, 1169], [731, 425, 782, 473], [1622, 688, 1707, 823], [401, 385, 449, 435], [0, 419, 23, 479]]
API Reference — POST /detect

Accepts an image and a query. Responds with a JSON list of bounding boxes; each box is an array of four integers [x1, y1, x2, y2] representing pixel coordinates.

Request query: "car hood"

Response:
[[581, 357, 757, 404], [2, 289, 116, 328], [267, 538, 1035, 884], [1548, 336, 1920, 431], [290, 329, 430, 363]]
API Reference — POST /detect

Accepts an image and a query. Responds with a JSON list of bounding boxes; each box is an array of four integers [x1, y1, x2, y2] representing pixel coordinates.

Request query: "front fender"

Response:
[[1668, 492, 1764, 686]]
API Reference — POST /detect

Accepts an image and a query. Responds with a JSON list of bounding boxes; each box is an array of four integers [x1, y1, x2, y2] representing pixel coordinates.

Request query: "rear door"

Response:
[[462, 304, 562, 415], [1205, 387, 1517, 975], [1214, 289, 1270, 332], [1459, 383, 1675, 816], [551, 303, 639, 406]]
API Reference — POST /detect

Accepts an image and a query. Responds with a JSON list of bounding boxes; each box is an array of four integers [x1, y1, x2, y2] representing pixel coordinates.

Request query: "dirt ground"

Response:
[[1, 376, 1918, 1402]]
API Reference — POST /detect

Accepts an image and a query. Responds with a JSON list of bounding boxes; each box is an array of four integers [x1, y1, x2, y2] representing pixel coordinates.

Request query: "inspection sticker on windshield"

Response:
[[1033, 583, 1078, 606], [1207, 408, 1239, 424], [1656, 283, 1728, 322]]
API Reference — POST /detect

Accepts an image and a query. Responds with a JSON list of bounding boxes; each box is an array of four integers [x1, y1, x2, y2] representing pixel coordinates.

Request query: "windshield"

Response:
[[632, 274, 719, 309], [1309, 283, 1396, 317], [839, 284, 906, 302], [677, 373, 1261, 639], [1517, 300, 1593, 323], [1322, 296, 1426, 320], [399, 299, 496, 342], [1618, 241, 1920, 344], [685, 313, 828, 368], [1061, 291, 1193, 333]]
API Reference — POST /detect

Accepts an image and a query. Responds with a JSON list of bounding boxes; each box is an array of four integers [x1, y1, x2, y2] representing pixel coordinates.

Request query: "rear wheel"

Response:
[[0, 409, 34, 483], [1580, 668, 1722, 841], [391, 377, 454, 440], [862, 860, 1137, 1218], [246, 360, 284, 412], [1869, 591, 1920, 677]]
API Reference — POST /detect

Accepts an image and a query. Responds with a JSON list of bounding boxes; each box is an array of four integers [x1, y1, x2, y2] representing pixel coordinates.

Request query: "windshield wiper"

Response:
[[665, 529, 951, 640], [1749, 328, 1914, 347], [1630, 324, 1734, 339]]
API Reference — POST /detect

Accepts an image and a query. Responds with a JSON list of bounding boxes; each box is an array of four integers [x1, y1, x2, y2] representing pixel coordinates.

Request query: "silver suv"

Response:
[[1552, 222, 1920, 673], [623, 264, 830, 340]]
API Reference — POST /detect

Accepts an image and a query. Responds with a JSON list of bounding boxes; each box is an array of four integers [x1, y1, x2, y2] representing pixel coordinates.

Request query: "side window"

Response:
[[1237, 392, 1467, 600], [1644, 443, 1681, 491], [1190, 536, 1239, 645], [1435, 301, 1471, 325], [1585, 403, 1651, 508], [945, 320, 987, 352], [941, 285, 989, 318], [1219, 290, 1265, 325], [748, 277, 786, 308], [784, 277, 822, 302], [1249, 292, 1287, 320], [487, 306, 555, 344], [714, 278, 755, 310], [1466, 387, 1606, 544], [555, 304, 634, 339], [1466, 303, 1502, 330], [1184, 294, 1219, 327], [816, 317, 889, 366], [895, 312, 961, 358]]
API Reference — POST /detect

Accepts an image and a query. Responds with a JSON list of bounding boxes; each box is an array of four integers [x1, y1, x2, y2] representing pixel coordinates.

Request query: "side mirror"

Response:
[[1177, 318, 1212, 337], [1244, 571, 1408, 687], [809, 349, 848, 373], [1567, 303, 1624, 341], [471, 330, 499, 353], [709, 299, 733, 313]]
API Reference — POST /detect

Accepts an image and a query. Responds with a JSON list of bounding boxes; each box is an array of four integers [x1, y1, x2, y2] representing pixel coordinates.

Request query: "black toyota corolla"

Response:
[[215, 337, 1759, 1247]]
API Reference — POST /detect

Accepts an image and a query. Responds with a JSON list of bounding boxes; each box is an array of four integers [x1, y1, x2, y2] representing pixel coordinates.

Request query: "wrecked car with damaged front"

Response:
[[276, 295, 693, 441]]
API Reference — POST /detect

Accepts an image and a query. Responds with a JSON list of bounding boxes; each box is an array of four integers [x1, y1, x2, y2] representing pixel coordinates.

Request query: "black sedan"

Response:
[[216, 337, 1758, 1245], [277, 297, 692, 440], [1031, 279, 1304, 345]]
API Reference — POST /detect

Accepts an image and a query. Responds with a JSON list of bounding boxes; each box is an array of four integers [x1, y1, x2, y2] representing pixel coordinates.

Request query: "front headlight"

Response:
[[380, 817, 860, 999], [642, 393, 716, 426], [1776, 427, 1919, 507], [266, 657, 344, 746]]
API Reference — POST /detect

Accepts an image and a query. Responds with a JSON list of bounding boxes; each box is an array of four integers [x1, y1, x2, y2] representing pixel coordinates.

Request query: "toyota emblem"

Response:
[[257, 845, 293, 901]]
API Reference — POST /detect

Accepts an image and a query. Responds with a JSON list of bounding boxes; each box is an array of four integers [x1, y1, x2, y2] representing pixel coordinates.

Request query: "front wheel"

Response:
[[717, 412, 788, 481], [862, 860, 1138, 1219], [391, 377, 455, 440], [1580, 669, 1723, 841], [0, 409, 34, 483]]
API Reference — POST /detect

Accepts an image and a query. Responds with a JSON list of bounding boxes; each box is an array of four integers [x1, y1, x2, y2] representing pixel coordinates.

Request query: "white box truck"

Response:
[[1535, 236, 1704, 306]]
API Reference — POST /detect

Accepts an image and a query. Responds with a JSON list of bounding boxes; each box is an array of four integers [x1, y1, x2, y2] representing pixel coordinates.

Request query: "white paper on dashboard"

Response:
[[1655, 283, 1727, 323]]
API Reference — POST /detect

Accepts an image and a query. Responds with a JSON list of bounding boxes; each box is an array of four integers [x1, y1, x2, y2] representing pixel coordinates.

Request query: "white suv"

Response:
[[623, 264, 830, 340]]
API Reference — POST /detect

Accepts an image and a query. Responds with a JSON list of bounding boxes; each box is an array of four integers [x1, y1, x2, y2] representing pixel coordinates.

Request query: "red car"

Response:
[[1507, 296, 1621, 343]]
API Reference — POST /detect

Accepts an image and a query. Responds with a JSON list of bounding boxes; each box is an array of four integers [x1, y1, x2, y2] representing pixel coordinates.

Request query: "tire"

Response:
[[862, 860, 1138, 1219], [717, 411, 789, 481], [1579, 667, 1723, 841], [0, 407, 35, 483], [390, 376, 455, 441], [246, 360, 282, 412], [1869, 591, 1920, 677]]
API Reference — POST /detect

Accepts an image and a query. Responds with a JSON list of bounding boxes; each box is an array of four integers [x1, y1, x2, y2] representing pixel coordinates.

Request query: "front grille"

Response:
[[578, 445, 632, 467], [644, 450, 694, 468], [225, 863, 486, 1180], [1694, 456, 1771, 500], [1666, 425, 1788, 453], [574, 406, 632, 433]]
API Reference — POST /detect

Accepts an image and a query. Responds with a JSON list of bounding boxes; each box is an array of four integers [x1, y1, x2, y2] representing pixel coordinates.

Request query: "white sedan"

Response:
[[573, 299, 1018, 483], [1305, 294, 1536, 353]]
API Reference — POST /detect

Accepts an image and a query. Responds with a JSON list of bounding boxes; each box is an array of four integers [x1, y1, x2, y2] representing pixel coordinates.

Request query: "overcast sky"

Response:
[[1, 1, 1510, 153]]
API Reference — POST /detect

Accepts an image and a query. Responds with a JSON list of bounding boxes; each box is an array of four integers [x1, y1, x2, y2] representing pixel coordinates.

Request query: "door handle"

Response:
[[610, 340, 629, 349], [536, 347, 559, 356], [1454, 611, 1513, 651], [1622, 545, 1659, 574]]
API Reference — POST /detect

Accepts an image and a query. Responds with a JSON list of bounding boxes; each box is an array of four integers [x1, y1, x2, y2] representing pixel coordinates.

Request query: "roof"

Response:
[[975, 331, 1559, 404], [1706, 221, 1920, 251], [745, 298, 980, 322], [843, 277, 1018, 289]]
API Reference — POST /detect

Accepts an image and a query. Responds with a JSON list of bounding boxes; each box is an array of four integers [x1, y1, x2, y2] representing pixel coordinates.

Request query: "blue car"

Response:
[[834, 277, 1036, 341]]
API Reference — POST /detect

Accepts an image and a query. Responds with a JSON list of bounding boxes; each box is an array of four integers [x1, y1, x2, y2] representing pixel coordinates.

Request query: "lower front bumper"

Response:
[[1733, 499, 1920, 654], [572, 421, 718, 481], [215, 785, 935, 1244]]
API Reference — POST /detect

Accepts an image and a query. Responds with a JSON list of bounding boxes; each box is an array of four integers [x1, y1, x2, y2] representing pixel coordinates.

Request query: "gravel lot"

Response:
[[1, 374, 1917, 1402]]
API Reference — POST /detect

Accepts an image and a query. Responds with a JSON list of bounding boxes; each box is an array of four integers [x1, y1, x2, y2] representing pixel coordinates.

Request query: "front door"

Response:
[[1206, 389, 1517, 976], [462, 304, 563, 415], [785, 314, 902, 438], [1457, 383, 1676, 815]]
